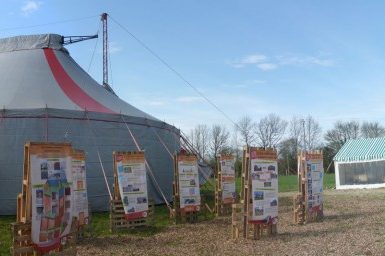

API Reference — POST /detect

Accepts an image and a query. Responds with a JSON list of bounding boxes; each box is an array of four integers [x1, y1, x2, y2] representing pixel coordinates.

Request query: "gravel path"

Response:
[[76, 189, 385, 256]]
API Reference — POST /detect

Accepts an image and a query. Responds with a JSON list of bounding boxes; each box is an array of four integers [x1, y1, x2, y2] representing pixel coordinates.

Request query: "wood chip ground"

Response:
[[76, 189, 385, 255]]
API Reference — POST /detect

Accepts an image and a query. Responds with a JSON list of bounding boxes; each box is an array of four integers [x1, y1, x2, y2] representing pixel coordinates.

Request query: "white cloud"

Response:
[[229, 52, 336, 70], [250, 79, 266, 84], [21, 1, 42, 16], [176, 96, 203, 103], [227, 79, 267, 88], [148, 101, 167, 106], [109, 42, 122, 54], [276, 54, 335, 67], [242, 54, 267, 64], [257, 63, 278, 71], [229, 53, 267, 68]]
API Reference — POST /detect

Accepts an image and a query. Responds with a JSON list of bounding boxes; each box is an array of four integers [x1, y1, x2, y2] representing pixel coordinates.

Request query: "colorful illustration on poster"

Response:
[[30, 145, 73, 252]]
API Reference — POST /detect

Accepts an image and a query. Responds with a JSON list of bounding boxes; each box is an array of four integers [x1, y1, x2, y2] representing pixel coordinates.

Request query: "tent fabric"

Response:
[[0, 34, 157, 120], [0, 34, 65, 53], [333, 137, 385, 163], [0, 34, 182, 215], [0, 108, 179, 214]]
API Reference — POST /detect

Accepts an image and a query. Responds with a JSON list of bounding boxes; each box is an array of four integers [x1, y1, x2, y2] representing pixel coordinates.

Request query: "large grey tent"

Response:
[[0, 34, 180, 215]]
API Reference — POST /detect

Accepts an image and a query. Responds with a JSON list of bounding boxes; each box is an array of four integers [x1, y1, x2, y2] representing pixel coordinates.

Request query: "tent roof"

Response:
[[0, 34, 157, 120], [334, 137, 385, 162]]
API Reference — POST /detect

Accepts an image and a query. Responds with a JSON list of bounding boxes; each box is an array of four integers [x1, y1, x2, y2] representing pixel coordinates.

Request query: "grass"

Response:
[[0, 216, 13, 255], [235, 173, 335, 193], [0, 173, 336, 254], [91, 204, 173, 237], [278, 173, 335, 192]]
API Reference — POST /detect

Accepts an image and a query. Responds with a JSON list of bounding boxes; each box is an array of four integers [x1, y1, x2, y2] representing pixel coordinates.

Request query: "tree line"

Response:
[[187, 114, 385, 176]]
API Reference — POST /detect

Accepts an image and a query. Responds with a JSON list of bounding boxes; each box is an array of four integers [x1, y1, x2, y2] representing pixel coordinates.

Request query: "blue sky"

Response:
[[3, 1, 385, 133]]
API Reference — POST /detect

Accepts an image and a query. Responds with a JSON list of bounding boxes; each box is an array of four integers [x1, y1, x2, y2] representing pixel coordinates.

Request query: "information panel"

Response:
[[219, 155, 236, 204], [30, 143, 73, 251], [178, 154, 201, 212], [249, 149, 278, 224], [306, 152, 324, 213], [71, 150, 89, 226], [114, 152, 148, 220]]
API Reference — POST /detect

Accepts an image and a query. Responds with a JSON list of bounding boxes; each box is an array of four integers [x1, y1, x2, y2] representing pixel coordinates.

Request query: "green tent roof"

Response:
[[334, 137, 385, 162]]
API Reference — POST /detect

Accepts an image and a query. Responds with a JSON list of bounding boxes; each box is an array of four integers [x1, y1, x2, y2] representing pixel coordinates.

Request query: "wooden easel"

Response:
[[172, 152, 200, 224], [293, 150, 324, 224], [238, 146, 278, 240], [12, 142, 79, 256], [215, 154, 235, 216], [110, 151, 151, 232]]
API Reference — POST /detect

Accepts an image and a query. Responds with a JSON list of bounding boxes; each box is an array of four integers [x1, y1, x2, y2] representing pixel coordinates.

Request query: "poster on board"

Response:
[[306, 152, 324, 213], [178, 154, 201, 212], [219, 155, 236, 204], [249, 148, 278, 224], [30, 143, 73, 252], [71, 150, 89, 226], [115, 152, 148, 220]]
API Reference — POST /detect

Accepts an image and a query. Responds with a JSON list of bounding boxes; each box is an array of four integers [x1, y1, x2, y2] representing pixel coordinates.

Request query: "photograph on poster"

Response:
[[264, 182, 272, 187], [137, 197, 147, 204], [124, 166, 133, 173], [254, 191, 264, 200], [255, 206, 264, 216], [184, 198, 196, 204]]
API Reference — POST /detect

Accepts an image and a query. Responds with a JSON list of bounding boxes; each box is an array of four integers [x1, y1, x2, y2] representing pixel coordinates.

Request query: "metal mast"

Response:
[[101, 13, 116, 95], [101, 13, 108, 87]]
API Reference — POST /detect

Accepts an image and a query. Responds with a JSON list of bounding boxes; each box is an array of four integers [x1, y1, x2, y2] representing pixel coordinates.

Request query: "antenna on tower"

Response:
[[101, 13, 116, 95]]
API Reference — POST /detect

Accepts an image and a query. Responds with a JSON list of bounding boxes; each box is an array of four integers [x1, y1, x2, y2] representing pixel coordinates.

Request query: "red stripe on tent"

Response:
[[44, 48, 116, 114]]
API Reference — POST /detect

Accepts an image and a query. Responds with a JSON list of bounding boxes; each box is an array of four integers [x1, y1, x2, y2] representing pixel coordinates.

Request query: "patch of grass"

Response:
[[91, 204, 173, 237], [0, 216, 15, 255], [323, 173, 336, 189], [278, 173, 335, 192], [279, 175, 299, 193]]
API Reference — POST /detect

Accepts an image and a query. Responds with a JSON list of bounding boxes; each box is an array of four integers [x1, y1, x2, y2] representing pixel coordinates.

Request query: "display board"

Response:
[[113, 151, 148, 220], [305, 152, 324, 214], [177, 154, 201, 212], [29, 143, 74, 252], [294, 150, 324, 224], [71, 150, 89, 226], [219, 155, 236, 204], [249, 148, 278, 224]]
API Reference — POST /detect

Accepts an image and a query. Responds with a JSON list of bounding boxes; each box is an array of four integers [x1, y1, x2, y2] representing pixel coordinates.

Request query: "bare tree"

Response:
[[303, 115, 322, 150], [255, 113, 287, 148], [189, 124, 210, 159], [278, 138, 298, 175], [289, 115, 322, 150], [361, 121, 385, 138], [324, 120, 360, 153], [289, 116, 303, 151], [210, 124, 230, 158], [236, 116, 256, 146]]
